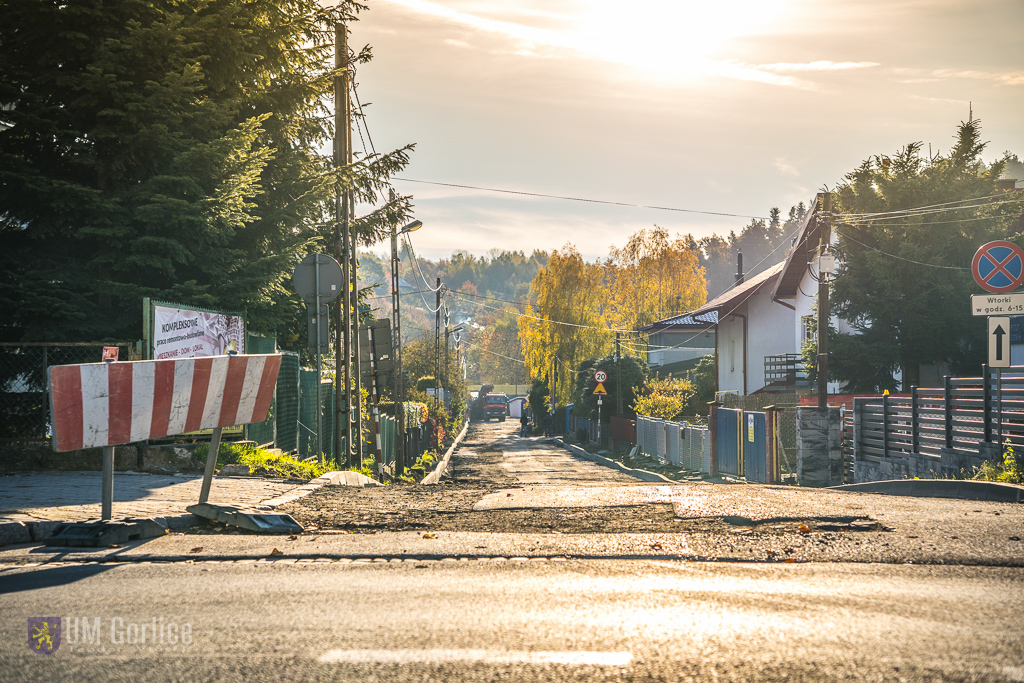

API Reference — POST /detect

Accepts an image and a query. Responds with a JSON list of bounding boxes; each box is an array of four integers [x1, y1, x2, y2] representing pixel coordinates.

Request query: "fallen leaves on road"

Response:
[[270, 548, 283, 556], [287, 535, 298, 541], [422, 533, 437, 539], [107, 544, 123, 549], [784, 558, 796, 563], [650, 542, 663, 550], [798, 524, 810, 534], [188, 547, 203, 553]]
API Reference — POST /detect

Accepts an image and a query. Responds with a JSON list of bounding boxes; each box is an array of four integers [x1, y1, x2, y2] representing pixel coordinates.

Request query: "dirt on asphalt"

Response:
[[278, 422, 892, 538]]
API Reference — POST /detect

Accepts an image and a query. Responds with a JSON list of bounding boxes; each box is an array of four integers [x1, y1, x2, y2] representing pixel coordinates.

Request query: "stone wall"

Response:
[[854, 445, 998, 483], [796, 406, 843, 487]]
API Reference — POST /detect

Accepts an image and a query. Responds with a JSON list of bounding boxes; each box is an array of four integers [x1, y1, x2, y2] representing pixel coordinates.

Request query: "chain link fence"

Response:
[[0, 342, 135, 444]]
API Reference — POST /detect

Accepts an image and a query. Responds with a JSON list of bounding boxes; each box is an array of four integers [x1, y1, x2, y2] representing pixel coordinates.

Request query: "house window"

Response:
[[801, 315, 816, 343]]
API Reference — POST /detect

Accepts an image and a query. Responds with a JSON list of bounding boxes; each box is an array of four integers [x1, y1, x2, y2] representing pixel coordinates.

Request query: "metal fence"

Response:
[[721, 392, 799, 473], [0, 342, 135, 444], [635, 416, 711, 473]]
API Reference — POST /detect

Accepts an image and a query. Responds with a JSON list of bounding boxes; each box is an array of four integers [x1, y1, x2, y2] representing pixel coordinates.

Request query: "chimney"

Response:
[[735, 251, 744, 285]]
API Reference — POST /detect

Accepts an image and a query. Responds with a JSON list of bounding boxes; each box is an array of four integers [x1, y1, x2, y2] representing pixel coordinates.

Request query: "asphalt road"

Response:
[[2, 559, 1023, 682]]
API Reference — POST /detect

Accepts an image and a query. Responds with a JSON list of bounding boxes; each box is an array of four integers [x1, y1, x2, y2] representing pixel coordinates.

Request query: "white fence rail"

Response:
[[636, 416, 711, 473]]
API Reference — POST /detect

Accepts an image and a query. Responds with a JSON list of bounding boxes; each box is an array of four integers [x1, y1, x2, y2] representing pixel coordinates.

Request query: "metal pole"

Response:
[[101, 445, 114, 520], [198, 427, 223, 505], [351, 190, 362, 468], [392, 223, 406, 476], [435, 278, 441, 410], [315, 257, 323, 465], [616, 332, 623, 417]]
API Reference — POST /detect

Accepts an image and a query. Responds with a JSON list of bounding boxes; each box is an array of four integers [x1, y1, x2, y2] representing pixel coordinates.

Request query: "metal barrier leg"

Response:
[[198, 427, 224, 505], [101, 446, 114, 521]]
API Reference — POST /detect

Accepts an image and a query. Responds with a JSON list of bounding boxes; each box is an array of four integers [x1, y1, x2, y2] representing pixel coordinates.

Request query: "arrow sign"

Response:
[[989, 316, 1011, 368], [593, 382, 608, 396]]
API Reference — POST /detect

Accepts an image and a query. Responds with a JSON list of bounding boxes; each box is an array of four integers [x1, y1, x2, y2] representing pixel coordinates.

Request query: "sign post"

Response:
[[292, 254, 343, 464]]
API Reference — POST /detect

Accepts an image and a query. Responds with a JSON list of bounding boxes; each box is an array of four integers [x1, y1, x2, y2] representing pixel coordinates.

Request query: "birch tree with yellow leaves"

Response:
[[606, 227, 707, 332], [519, 245, 609, 404]]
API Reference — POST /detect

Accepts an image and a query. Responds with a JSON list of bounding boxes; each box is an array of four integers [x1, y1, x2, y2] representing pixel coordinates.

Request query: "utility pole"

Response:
[[616, 332, 623, 417], [390, 198, 406, 477], [334, 23, 353, 466], [816, 192, 832, 410]]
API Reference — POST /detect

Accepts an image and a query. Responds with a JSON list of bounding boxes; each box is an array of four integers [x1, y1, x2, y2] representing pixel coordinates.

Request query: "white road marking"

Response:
[[318, 649, 632, 666]]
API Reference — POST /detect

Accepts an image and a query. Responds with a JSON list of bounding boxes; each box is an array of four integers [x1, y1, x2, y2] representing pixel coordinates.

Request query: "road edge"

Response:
[[553, 438, 675, 484]]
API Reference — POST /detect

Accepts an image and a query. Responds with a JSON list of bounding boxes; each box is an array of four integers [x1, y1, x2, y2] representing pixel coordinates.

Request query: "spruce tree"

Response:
[[0, 0, 412, 344]]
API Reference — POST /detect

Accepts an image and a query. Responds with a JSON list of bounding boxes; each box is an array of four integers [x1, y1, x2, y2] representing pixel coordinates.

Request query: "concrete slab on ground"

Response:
[[0, 471, 308, 531]]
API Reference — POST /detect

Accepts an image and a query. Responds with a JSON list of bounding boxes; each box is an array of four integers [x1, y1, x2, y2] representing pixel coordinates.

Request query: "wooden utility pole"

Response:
[[816, 192, 832, 409]]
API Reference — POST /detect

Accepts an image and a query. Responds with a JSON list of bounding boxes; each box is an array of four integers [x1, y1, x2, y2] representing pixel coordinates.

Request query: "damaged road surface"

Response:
[[280, 421, 1024, 566]]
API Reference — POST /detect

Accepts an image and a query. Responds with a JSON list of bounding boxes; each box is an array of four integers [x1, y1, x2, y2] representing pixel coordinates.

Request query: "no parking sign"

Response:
[[972, 241, 1024, 293]]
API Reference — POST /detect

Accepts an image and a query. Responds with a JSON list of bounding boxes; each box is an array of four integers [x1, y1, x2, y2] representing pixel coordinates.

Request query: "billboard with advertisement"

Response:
[[144, 298, 245, 360]]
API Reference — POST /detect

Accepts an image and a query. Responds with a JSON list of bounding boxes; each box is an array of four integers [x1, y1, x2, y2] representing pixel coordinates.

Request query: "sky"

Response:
[[347, 0, 1024, 262]]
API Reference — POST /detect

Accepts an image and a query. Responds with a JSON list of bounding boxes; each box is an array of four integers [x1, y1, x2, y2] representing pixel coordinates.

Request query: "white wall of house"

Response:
[[717, 291, 795, 394], [647, 330, 715, 366]]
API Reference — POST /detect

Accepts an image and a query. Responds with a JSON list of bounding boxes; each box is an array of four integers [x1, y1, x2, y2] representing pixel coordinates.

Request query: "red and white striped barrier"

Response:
[[47, 354, 282, 452]]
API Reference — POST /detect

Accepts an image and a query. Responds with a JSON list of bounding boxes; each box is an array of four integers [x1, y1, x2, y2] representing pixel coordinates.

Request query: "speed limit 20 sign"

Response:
[[594, 370, 607, 383]]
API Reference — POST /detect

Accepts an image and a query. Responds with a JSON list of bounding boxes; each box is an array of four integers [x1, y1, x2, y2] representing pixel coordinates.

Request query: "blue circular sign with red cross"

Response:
[[972, 241, 1024, 293]]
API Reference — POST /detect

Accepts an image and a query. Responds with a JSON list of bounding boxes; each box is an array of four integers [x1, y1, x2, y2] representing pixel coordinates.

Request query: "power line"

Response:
[[834, 229, 968, 270], [460, 338, 526, 365], [834, 192, 1015, 218], [393, 177, 770, 220]]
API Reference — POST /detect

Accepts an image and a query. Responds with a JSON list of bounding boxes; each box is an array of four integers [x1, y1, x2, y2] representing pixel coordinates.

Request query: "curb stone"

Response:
[[831, 479, 1024, 502], [554, 439, 676, 484], [421, 421, 471, 485]]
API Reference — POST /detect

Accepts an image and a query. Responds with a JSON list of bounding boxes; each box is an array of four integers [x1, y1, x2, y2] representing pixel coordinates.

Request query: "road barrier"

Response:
[[48, 354, 281, 520]]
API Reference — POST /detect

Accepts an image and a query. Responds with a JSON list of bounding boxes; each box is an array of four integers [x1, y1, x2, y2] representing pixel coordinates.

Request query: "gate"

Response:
[[716, 408, 740, 475], [715, 407, 771, 482]]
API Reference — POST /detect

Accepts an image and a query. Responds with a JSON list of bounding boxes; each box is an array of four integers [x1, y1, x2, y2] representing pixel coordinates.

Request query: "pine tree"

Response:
[[830, 119, 1023, 389], [0, 0, 412, 343]]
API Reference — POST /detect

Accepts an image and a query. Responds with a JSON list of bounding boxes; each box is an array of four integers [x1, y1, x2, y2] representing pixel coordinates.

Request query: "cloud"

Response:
[[375, 0, 833, 88], [933, 69, 1024, 86], [757, 60, 880, 72], [774, 158, 800, 176], [443, 38, 471, 48]]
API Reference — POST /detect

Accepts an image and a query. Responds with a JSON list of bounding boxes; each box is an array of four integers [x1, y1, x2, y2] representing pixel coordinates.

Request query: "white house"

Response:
[[641, 261, 797, 395]]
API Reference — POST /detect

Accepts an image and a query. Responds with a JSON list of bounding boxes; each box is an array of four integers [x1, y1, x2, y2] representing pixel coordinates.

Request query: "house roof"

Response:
[[637, 260, 785, 333], [637, 309, 718, 333], [690, 261, 786, 317], [771, 195, 822, 301]]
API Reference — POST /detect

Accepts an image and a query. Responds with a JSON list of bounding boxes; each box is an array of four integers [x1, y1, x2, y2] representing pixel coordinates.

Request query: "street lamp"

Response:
[[392, 219, 421, 476]]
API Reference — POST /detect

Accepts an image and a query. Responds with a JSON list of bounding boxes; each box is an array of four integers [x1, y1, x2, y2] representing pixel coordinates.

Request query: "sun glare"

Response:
[[574, 0, 792, 79]]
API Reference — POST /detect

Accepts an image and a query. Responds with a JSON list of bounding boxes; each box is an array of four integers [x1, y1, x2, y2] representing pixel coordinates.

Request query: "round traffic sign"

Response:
[[594, 370, 607, 383], [292, 253, 344, 304], [972, 241, 1024, 293]]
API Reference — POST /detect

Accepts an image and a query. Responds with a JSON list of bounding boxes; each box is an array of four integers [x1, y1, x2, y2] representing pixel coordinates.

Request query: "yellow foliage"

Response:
[[519, 245, 608, 403], [607, 226, 707, 332]]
